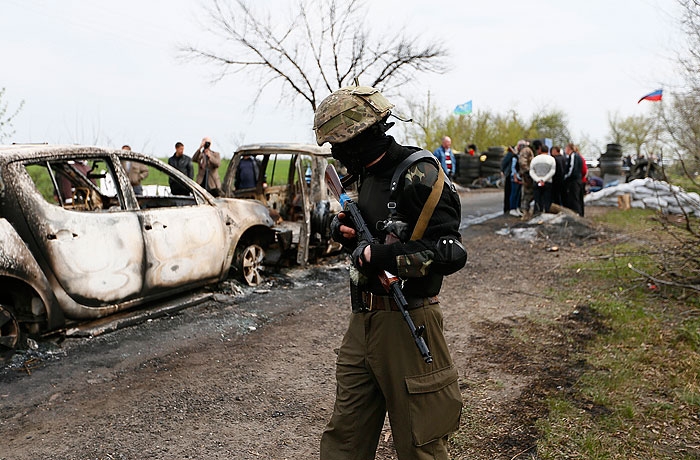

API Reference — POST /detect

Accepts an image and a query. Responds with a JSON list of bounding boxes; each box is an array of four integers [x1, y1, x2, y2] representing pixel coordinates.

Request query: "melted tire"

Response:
[[0, 304, 21, 363]]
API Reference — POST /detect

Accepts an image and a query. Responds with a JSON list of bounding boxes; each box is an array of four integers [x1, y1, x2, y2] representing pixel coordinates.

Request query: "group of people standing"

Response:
[[166, 137, 222, 196], [120, 138, 223, 197], [501, 140, 586, 218]]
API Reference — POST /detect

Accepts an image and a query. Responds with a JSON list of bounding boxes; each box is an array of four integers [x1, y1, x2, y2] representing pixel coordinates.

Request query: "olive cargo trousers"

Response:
[[320, 303, 462, 460]]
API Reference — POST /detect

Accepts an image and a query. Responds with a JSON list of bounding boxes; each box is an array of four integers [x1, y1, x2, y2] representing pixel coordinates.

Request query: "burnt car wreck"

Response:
[[222, 143, 343, 266], [0, 144, 277, 360]]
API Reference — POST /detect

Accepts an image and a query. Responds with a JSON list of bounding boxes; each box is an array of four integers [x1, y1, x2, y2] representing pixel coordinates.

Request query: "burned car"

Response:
[[0, 144, 276, 359], [222, 143, 343, 266]]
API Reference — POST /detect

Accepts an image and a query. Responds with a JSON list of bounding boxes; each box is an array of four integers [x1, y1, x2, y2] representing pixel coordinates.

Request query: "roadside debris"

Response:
[[496, 212, 601, 245]]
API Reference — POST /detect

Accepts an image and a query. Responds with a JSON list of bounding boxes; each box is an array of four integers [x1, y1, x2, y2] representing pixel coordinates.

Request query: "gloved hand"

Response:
[[351, 240, 371, 270], [330, 212, 357, 246]]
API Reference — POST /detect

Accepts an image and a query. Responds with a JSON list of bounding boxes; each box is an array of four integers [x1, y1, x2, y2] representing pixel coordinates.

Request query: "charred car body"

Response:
[[221, 143, 343, 267], [0, 144, 276, 359]]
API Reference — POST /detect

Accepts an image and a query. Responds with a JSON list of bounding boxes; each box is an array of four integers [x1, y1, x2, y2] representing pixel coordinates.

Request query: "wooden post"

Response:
[[617, 193, 631, 210]]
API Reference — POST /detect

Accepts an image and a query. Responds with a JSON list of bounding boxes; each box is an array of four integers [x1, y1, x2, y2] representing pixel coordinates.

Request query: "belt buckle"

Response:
[[366, 293, 389, 311], [359, 291, 373, 312]]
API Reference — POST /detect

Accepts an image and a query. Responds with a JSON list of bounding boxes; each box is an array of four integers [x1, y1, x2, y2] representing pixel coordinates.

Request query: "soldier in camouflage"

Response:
[[314, 85, 467, 460]]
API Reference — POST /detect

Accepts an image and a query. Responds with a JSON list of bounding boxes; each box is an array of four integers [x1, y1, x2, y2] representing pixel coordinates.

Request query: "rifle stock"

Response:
[[325, 164, 433, 364]]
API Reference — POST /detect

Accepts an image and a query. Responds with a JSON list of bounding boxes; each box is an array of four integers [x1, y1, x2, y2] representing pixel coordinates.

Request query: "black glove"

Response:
[[351, 240, 371, 270], [330, 213, 356, 247]]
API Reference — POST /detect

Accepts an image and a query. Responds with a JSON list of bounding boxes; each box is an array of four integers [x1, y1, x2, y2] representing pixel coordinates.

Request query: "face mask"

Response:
[[331, 143, 376, 175], [330, 125, 392, 175]]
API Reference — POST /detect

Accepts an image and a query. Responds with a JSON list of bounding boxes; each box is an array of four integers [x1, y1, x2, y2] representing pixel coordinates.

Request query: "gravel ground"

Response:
[[0, 207, 607, 459]]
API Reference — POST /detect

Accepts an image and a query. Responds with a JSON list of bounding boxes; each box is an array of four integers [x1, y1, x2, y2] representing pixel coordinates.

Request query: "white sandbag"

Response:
[[614, 183, 636, 194], [642, 196, 669, 207], [631, 188, 655, 198], [644, 181, 672, 192]]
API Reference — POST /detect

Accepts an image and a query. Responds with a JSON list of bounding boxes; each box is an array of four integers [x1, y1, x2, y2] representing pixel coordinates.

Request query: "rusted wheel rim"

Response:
[[241, 244, 264, 286], [0, 305, 20, 356]]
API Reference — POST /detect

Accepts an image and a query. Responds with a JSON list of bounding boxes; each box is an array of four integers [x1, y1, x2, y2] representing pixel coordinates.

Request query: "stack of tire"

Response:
[[599, 143, 623, 177], [479, 146, 505, 178], [454, 152, 480, 186]]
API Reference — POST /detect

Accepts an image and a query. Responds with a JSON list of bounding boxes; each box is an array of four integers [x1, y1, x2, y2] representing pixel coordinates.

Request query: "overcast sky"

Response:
[[0, 0, 683, 157]]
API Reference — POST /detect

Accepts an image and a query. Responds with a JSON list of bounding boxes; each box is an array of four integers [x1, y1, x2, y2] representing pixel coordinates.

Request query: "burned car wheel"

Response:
[[235, 241, 265, 287], [0, 304, 21, 362]]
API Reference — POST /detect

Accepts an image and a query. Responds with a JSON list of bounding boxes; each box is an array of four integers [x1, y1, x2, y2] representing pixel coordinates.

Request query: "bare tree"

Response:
[[677, 0, 700, 92], [607, 112, 660, 159], [628, 0, 700, 295], [182, 0, 447, 112], [659, 0, 700, 187], [525, 109, 572, 148], [0, 88, 25, 143]]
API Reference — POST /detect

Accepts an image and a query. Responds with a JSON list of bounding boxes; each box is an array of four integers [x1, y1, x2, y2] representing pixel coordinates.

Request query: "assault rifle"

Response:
[[325, 164, 433, 364]]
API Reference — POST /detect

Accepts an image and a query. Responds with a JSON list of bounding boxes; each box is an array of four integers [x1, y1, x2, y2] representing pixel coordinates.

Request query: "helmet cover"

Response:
[[313, 85, 393, 145]]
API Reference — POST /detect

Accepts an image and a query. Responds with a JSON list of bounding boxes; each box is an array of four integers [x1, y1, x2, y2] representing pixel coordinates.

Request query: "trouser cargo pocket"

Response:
[[405, 365, 463, 446]]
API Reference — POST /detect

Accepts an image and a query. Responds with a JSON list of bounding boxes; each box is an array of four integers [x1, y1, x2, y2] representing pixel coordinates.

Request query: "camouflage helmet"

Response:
[[313, 85, 394, 146]]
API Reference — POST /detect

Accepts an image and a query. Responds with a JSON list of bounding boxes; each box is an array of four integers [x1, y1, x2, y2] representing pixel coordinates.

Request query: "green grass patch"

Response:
[[590, 207, 659, 233], [143, 158, 233, 187], [667, 173, 700, 195], [534, 208, 700, 459]]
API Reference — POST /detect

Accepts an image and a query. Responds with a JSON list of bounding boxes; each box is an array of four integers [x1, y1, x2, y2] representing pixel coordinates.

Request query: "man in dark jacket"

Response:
[[314, 85, 466, 460], [501, 146, 515, 214], [551, 145, 566, 207], [234, 154, 262, 189], [167, 142, 193, 196], [563, 143, 584, 216]]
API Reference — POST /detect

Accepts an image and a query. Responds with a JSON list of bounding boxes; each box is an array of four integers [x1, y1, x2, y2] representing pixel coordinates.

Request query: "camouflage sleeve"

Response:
[[396, 250, 434, 278]]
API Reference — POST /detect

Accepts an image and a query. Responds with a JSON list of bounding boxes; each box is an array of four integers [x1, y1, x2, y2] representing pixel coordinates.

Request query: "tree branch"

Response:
[[182, 0, 448, 114]]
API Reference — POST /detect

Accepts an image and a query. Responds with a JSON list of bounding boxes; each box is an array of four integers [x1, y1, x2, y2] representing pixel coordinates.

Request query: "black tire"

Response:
[[605, 143, 622, 153], [601, 151, 623, 159], [481, 160, 502, 170], [599, 158, 623, 176], [458, 155, 480, 169], [487, 146, 505, 155], [485, 151, 504, 162], [0, 303, 21, 363], [479, 166, 501, 176]]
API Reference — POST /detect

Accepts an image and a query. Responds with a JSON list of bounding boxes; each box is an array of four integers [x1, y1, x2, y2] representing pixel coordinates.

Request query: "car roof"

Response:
[[234, 143, 332, 157], [0, 144, 151, 164]]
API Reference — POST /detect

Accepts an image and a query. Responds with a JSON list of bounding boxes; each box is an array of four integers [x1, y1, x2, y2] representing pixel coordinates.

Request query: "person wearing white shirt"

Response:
[[529, 145, 556, 213]]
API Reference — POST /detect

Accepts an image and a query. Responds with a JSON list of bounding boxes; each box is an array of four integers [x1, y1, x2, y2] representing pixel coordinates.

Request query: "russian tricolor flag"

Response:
[[637, 89, 663, 103]]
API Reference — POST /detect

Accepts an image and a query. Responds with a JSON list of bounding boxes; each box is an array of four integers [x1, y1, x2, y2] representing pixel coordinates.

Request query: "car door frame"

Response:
[[8, 152, 147, 319], [113, 153, 234, 293]]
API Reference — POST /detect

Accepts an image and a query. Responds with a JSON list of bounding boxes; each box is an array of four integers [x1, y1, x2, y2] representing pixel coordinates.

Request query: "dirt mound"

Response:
[[491, 212, 604, 247]]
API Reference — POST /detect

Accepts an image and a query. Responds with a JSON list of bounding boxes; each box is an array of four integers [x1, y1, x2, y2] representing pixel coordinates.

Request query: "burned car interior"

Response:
[[231, 153, 309, 224], [222, 145, 343, 266], [25, 157, 200, 212], [26, 158, 122, 211]]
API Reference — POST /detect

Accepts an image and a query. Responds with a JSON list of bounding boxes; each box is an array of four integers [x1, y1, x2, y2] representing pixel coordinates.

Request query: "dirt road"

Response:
[[0, 193, 602, 459]]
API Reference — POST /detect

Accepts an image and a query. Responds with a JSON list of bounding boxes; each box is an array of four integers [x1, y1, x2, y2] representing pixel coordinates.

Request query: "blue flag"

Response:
[[454, 100, 472, 115]]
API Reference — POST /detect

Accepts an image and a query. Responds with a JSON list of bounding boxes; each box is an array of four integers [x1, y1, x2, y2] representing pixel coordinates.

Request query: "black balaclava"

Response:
[[331, 118, 394, 175]]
